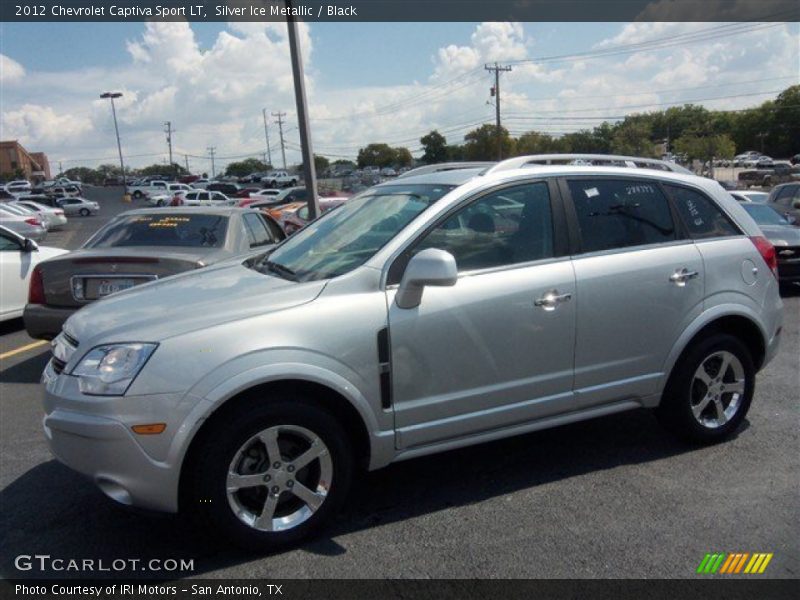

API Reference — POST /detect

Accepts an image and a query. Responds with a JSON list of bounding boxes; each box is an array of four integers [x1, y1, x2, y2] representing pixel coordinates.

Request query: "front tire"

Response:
[[133, 191, 143, 198], [655, 334, 755, 443], [186, 397, 354, 551], [79, 208, 90, 217]]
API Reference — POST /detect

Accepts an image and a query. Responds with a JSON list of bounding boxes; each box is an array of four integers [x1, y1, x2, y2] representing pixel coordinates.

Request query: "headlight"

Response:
[[71, 343, 157, 396]]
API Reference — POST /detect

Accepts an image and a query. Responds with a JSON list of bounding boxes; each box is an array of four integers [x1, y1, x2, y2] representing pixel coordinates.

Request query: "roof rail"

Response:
[[483, 154, 693, 175], [396, 162, 495, 179]]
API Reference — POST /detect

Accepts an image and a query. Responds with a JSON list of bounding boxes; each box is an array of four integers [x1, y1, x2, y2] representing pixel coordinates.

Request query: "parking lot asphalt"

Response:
[[0, 187, 797, 580]]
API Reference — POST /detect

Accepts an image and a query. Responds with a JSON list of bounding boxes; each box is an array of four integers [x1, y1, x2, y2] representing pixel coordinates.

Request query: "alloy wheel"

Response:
[[690, 351, 746, 429], [226, 425, 332, 532]]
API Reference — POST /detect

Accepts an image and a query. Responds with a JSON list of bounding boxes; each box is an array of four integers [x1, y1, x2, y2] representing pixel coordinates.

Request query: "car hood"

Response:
[[758, 225, 800, 245], [65, 260, 326, 344]]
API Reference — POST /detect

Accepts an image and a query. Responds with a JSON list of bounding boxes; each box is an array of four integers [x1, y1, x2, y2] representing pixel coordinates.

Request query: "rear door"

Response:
[[562, 177, 704, 409], [0, 230, 27, 319]]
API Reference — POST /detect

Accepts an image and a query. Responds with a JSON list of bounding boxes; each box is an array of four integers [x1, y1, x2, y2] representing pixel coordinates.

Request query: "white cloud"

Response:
[[0, 54, 25, 84], [0, 21, 796, 168]]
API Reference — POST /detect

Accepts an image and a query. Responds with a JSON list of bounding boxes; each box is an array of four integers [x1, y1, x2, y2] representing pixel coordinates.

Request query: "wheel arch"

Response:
[[660, 309, 767, 397], [178, 378, 373, 511]]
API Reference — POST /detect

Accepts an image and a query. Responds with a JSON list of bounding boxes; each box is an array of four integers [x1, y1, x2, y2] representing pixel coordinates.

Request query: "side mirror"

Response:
[[395, 248, 458, 309], [21, 238, 38, 252], [792, 199, 800, 210]]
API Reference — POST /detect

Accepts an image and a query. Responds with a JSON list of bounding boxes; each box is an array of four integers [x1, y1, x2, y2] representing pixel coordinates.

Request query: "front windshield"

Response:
[[743, 204, 789, 226], [262, 183, 455, 281]]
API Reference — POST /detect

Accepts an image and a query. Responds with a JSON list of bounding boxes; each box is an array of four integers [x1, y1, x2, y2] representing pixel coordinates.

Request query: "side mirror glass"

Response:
[[395, 248, 458, 309]]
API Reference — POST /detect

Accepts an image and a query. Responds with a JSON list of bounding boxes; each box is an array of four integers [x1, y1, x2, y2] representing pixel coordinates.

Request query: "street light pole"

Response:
[[100, 92, 126, 184], [286, 1, 319, 219]]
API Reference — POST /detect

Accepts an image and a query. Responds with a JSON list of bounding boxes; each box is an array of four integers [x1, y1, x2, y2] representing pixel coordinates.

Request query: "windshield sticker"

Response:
[[585, 187, 599, 198]]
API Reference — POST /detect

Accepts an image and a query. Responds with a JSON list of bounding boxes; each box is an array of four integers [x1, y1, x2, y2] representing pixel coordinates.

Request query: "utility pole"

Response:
[[58, 161, 63, 175], [164, 121, 174, 169], [100, 92, 126, 183], [184, 154, 190, 173], [262, 108, 272, 167], [272, 111, 287, 169], [485, 62, 512, 160], [286, 3, 319, 218], [207, 146, 216, 178]]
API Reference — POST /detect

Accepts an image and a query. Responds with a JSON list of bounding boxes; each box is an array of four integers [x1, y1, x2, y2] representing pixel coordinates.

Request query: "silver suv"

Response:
[[42, 155, 783, 549]]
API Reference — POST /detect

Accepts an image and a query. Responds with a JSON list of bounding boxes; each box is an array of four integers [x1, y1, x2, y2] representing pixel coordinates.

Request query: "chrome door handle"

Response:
[[670, 268, 700, 286], [534, 290, 572, 311]]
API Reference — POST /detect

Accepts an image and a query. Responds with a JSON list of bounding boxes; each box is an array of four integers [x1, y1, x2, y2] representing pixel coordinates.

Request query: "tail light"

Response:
[[55, 210, 64, 216], [29, 265, 45, 303], [750, 236, 778, 278], [25, 218, 41, 226]]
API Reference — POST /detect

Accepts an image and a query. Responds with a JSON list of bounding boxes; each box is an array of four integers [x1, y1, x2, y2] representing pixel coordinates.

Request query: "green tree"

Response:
[[611, 121, 656, 157], [314, 155, 330, 172], [420, 130, 448, 164], [63, 166, 101, 184], [357, 143, 397, 168], [225, 158, 268, 178], [463, 124, 514, 160], [393, 147, 413, 167], [515, 131, 567, 154], [674, 133, 736, 166]]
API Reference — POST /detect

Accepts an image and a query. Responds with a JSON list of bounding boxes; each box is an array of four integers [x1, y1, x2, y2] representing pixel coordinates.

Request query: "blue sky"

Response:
[[1, 21, 797, 171]]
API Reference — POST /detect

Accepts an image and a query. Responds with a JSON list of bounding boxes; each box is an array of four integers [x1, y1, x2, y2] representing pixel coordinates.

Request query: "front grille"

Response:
[[50, 331, 78, 376], [51, 357, 67, 375]]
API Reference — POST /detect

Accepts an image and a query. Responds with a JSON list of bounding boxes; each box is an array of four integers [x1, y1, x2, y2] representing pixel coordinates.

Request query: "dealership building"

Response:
[[0, 140, 51, 181]]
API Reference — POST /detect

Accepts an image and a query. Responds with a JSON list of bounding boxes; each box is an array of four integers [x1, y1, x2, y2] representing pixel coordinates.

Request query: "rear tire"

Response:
[[133, 191, 143, 198], [186, 397, 354, 551], [655, 333, 755, 443]]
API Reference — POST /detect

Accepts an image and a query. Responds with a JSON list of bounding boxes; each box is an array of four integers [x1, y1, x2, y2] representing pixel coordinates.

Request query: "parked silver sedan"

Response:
[[11, 199, 68, 230], [25, 207, 285, 339], [0, 204, 48, 241], [57, 196, 100, 217]]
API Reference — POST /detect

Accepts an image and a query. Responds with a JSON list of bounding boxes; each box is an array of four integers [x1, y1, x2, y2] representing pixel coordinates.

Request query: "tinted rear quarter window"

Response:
[[567, 179, 677, 253], [664, 184, 739, 239]]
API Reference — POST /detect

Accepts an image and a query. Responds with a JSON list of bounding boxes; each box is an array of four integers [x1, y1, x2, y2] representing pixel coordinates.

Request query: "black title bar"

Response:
[[2, 0, 800, 22]]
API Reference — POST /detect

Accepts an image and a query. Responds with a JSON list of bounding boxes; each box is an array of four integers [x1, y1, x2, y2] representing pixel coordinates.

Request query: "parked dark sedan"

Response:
[[24, 207, 285, 339], [741, 203, 800, 286]]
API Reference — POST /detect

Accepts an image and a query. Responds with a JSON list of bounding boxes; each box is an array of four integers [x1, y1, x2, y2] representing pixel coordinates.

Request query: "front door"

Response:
[[387, 181, 577, 450]]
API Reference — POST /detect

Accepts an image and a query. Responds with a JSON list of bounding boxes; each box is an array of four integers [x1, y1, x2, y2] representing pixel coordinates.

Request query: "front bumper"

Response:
[[23, 304, 76, 340], [42, 361, 183, 513]]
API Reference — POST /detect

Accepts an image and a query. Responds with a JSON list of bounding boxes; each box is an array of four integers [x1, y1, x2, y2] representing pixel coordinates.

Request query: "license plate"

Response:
[[97, 279, 135, 297]]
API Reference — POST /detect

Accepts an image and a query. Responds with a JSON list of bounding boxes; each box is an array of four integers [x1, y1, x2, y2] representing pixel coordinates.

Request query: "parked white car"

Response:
[[261, 171, 297, 188], [146, 183, 195, 206], [180, 190, 237, 207], [126, 180, 171, 199], [5, 180, 32, 194], [191, 178, 211, 189], [0, 225, 67, 322], [10, 200, 68, 230]]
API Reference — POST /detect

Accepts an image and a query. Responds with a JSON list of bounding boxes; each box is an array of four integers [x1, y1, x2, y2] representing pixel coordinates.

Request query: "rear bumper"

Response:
[[23, 303, 76, 340]]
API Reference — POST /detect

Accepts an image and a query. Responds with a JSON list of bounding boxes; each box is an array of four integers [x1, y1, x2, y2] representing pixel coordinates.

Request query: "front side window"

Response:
[[774, 185, 799, 205], [568, 178, 677, 253], [414, 182, 554, 272], [85, 214, 228, 248], [261, 183, 455, 281], [0, 231, 20, 251], [664, 184, 739, 239]]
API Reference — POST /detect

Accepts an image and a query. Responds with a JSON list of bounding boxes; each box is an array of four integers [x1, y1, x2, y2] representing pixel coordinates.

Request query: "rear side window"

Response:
[[664, 185, 739, 239], [567, 179, 677, 253], [242, 213, 273, 247], [773, 184, 799, 206]]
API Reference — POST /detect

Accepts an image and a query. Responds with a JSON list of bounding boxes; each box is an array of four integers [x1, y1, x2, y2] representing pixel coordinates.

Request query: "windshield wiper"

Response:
[[261, 259, 297, 281]]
